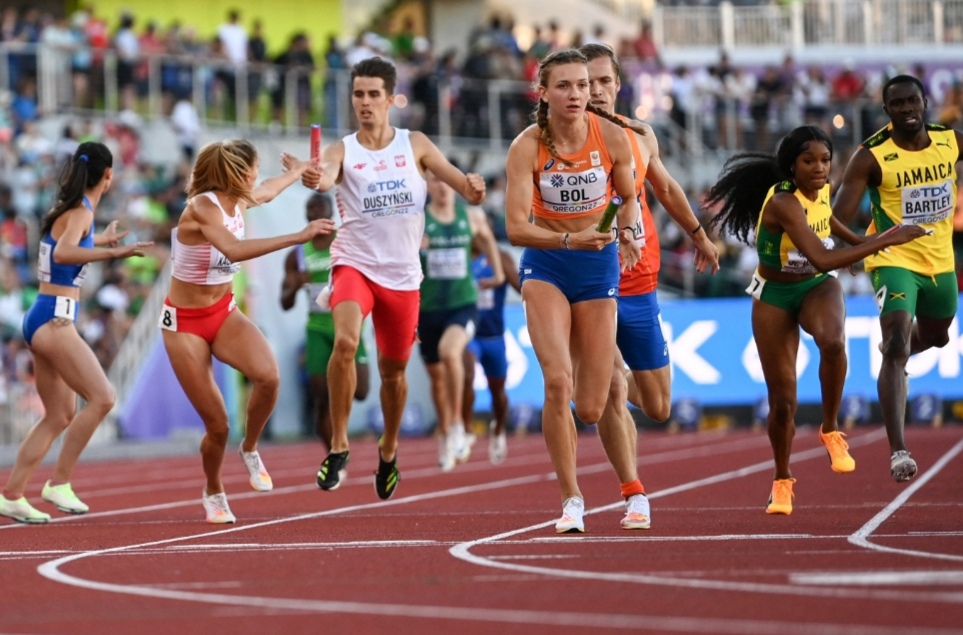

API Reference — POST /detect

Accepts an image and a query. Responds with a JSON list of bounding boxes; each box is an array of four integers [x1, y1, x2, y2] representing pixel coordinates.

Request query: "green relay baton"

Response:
[[596, 195, 623, 233]]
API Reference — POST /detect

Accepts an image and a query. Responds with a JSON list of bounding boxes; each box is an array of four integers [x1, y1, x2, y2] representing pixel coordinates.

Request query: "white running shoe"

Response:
[[451, 421, 474, 463], [555, 496, 585, 533], [438, 435, 455, 472], [489, 425, 507, 465], [238, 447, 273, 492], [41, 481, 89, 514], [0, 495, 50, 524], [620, 494, 651, 530], [890, 450, 918, 482], [201, 491, 236, 524]]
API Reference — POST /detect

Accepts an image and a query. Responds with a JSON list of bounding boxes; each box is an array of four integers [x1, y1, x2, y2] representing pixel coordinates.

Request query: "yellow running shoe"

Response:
[[41, 481, 89, 514], [819, 430, 856, 473], [0, 495, 51, 524], [766, 478, 796, 515]]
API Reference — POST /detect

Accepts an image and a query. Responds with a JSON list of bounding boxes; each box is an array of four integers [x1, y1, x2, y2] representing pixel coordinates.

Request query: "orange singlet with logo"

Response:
[[532, 113, 614, 221], [616, 115, 660, 296]]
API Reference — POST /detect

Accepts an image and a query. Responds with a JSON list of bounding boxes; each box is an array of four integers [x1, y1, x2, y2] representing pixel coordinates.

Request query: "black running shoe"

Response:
[[374, 455, 400, 500], [317, 451, 349, 490]]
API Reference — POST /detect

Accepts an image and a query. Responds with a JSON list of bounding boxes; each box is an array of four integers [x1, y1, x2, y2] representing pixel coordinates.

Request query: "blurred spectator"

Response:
[[10, 77, 39, 135], [749, 65, 783, 152], [271, 32, 315, 128], [528, 25, 551, 60], [938, 82, 963, 128], [323, 34, 347, 131], [392, 16, 417, 61], [170, 96, 200, 161], [632, 20, 661, 67], [113, 12, 139, 111], [247, 19, 268, 121], [0, 185, 30, 283], [797, 65, 831, 132]]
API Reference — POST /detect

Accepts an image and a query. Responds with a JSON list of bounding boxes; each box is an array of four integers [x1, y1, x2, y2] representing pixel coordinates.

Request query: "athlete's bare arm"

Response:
[[412, 131, 485, 205], [499, 248, 522, 293], [53, 207, 149, 263], [632, 123, 720, 274], [600, 117, 642, 271], [190, 195, 334, 264], [301, 141, 346, 192], [251, 153, 312, 205], [468, 206, 505, 289], [768, 193, 924, 273], [280, 248, 308, 311], [833, 147, 881, 225]]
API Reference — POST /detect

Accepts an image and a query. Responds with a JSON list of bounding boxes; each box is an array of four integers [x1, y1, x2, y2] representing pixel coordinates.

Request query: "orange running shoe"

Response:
[[819, 430, 856, 473], [766, 478, 796, 515]]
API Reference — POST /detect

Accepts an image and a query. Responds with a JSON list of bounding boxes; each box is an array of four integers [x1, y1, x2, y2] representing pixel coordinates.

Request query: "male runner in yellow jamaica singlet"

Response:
[[833, 74, 963, 483]]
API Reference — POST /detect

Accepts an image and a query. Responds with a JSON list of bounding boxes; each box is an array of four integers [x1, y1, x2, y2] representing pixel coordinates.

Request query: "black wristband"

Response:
[[689, 224, 704, 236]]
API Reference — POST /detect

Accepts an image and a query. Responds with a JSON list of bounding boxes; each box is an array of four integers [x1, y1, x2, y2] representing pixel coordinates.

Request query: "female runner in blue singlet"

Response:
[[0, 142, 152, 524]]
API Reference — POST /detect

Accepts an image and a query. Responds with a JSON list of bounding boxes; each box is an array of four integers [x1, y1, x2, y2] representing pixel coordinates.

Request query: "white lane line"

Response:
[[448, 428, 963, 606], [32, 425, 957, 634], [791, 571, 963, 586], [1, 428, 783, 530], [848, 438, 963, 563]]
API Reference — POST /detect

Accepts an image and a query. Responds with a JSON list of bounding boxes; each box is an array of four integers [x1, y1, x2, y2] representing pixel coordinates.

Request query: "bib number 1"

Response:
[[54, 296, 76, 320]]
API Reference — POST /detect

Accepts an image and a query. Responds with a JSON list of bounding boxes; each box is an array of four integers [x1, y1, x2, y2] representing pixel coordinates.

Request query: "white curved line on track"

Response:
[[30, 427, 963, 633]]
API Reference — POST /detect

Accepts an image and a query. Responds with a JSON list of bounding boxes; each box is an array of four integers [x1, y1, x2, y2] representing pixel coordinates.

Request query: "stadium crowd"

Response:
[[2, 4, 963, 441]]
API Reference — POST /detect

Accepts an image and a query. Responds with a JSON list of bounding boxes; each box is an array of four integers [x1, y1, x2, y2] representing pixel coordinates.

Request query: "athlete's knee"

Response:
[[203, 421, 230, 447], [439, 346, 464, 370], [84, 386, 115, 419], [816, 333, 846, 360], [922, 328, 951, 350], [379, 366, 407, 392], [644, 400, 671, 424], [880, 332, 911, 361], [607, 370, 627, 405], [575, 400, 605, 426], [249, 362, 280, 392], [542, 368, 573, 404], [332, 332, 361, 360], [767, 394, 797, 422]]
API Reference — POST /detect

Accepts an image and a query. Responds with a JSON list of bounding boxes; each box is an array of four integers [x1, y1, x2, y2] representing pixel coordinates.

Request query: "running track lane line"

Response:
[[2, 428, 777, 530], [848, 437, 963, 563], [448, 429, 963, 605], [31, 426, 961, 635]]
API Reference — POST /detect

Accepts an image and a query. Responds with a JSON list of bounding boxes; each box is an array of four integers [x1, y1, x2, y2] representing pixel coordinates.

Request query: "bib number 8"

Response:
[[158, 306, 178, 331]]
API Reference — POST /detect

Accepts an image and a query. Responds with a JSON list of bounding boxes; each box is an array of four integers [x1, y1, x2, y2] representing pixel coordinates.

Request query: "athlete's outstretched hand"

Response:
[[464, 172, 486, 205], [691, 229, 720, 274], [280, 152, 311, 174], [99, 220, 128, 248], [302, 163, 323, 190], [112, 241, 154, 259], [299, 218, 336, 242], [617, 228, 641, 272]]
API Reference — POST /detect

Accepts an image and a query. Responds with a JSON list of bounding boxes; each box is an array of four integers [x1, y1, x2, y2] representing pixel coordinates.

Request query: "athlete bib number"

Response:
[[159, 305, 178, 332], [307, 283, 331, 313], [746, 271, 766, 300], [901, 179, 953, 225], [477, 287, 495, 310], [54, 296, 76, 320], [427, 248, 467, 280]]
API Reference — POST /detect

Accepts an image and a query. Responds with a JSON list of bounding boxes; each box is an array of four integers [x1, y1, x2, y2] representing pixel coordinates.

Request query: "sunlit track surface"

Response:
[[1, 425, 961, 634]]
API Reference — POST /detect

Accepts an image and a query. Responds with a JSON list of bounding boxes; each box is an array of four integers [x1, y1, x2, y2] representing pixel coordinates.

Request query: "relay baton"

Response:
[[596, 195, 623, 233], [310, 124, 321, 161]]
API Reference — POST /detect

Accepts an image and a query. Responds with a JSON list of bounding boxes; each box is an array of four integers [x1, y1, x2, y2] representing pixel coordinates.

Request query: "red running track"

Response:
[[1, 424, 962, 635]]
